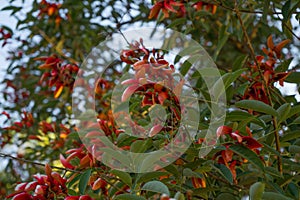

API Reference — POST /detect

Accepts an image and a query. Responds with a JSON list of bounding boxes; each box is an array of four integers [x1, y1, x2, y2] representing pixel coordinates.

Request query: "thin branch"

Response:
[[211, 0, 300, 15], [0, 152, 81, 173], [38, 29, 78, 64], [206, 172, 245, 190], [283, 22, 300, 40], [233, 0, 282, 174]]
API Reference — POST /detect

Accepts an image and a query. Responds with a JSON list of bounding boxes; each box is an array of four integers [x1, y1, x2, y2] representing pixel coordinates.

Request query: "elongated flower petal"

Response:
[[122, 85, 138, 102], [149, 124, 163, 137], [60, 154, 75, 170]]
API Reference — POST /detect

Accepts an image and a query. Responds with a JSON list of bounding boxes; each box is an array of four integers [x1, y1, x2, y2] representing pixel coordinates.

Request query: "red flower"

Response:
[[149, 0, 185, 19], [36, 55, 79, 98]]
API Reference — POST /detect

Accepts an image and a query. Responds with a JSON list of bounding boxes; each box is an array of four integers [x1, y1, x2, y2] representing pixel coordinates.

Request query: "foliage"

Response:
[[1, 0, 300, 199]]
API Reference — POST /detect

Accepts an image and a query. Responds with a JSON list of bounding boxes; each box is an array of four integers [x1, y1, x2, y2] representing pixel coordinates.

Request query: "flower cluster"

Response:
[[3, 67, 30, 104], [36, 55, 79, 99], [2, 111, 34, 147], [213, 126, 263, 183], [59, 145, 95, 170], [242, 36, 291, 104], [6, 164, 68, 200], [38, 0, 62, 26], [0, 27, 12, 47], [120, 39, 183, 138], [149, 0, 217, 19]]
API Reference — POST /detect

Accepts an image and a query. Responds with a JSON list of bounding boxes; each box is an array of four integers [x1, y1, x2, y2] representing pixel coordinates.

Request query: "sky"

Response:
[[0, 2, 18, 126], [0, 4, 17, 82]]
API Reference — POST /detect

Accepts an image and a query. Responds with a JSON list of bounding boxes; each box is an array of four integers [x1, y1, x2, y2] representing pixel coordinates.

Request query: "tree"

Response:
[[1, 0, 300, 199]]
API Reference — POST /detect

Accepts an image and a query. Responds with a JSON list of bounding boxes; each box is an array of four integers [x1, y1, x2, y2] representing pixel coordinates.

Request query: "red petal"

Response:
[[216, 126, 232, 137], [221, 149, 233, 163], [242, 136, 263, 149], [1, 111, 10, 119], [92, 178, 106, 190], [267, 35, 274, 49], [230, 131, 243, 143], [11, 192, 32, 200], [79, 195, 93, 200], [149, 124, 163, 137], [25, 181, 37, 192], [149, 3, 162, 19], [51, 172, 66, 185], [60, 154, 75, 170], [158, 92, 168, 104], [121, 85, 139, 102], [65, 197, 80, 200], [15, 183, 27, 191]]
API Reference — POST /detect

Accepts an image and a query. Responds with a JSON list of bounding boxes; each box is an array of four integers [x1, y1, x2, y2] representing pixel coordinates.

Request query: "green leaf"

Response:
[[233, 55, 248, 71], [79, 168, 91, 195], [275, 58, 293, 72], [164, 164, 180, 178], [291, 116, 300, 124], [229, 145, 264, 170], [226, 110, 266, 128], [193, 10, 212, 18], [1, 5, 22, 11], [167, 18, 187, 28], [250, 182, 265, 200], [262, 192, 293, 200], [289, 145, 300, 153], [216, 193, 238, 200], [276, 103, 291, 123], [141, 181, 170, 196], [214, 164, 233, 184], [179, 46, 201, 57], [183, 168, 202, 178], [235, 100, 278, 116], [109, 182, 125, 197], [212, 69, 245, 100], [282, 0, 291, 20], [174, 191, 185, 200], [262, 0, 270, 23], [265, 167, 283, 178], [179, 58, 192, 76], [287, 182, 299, 200], [130, 139, 152, 153], [110, 169, 132, 187], [286, 104, 300, 118], [137, 171, 171, 184], [67, 173, 81, 188], [114, 194, 146, 200], [282, 19, 293, 39], [213, 24, 230, 60], [285, 72, 300, 83], [280, 130, 300, 142]]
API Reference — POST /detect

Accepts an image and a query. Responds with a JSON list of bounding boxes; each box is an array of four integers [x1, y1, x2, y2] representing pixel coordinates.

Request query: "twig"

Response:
[[283, 21, 300, 40], [38, 29, 78, 64], [271, 4, 300, 41], [211, 0, 300, 15], [206, 172, 245, 190], [0, 152, 81, 173], [233, 0, 282, 174]]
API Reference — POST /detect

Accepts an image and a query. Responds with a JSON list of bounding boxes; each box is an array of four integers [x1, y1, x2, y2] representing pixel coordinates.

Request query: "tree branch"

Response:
[[0, 152, 81, 173], [233, 0, 282, 174], [211, 0, 300, 15]]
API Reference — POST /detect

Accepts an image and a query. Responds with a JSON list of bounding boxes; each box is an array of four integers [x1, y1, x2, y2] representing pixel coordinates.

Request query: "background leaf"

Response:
[[79, 169, 91, 195], [141, 181, 170, 196]]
